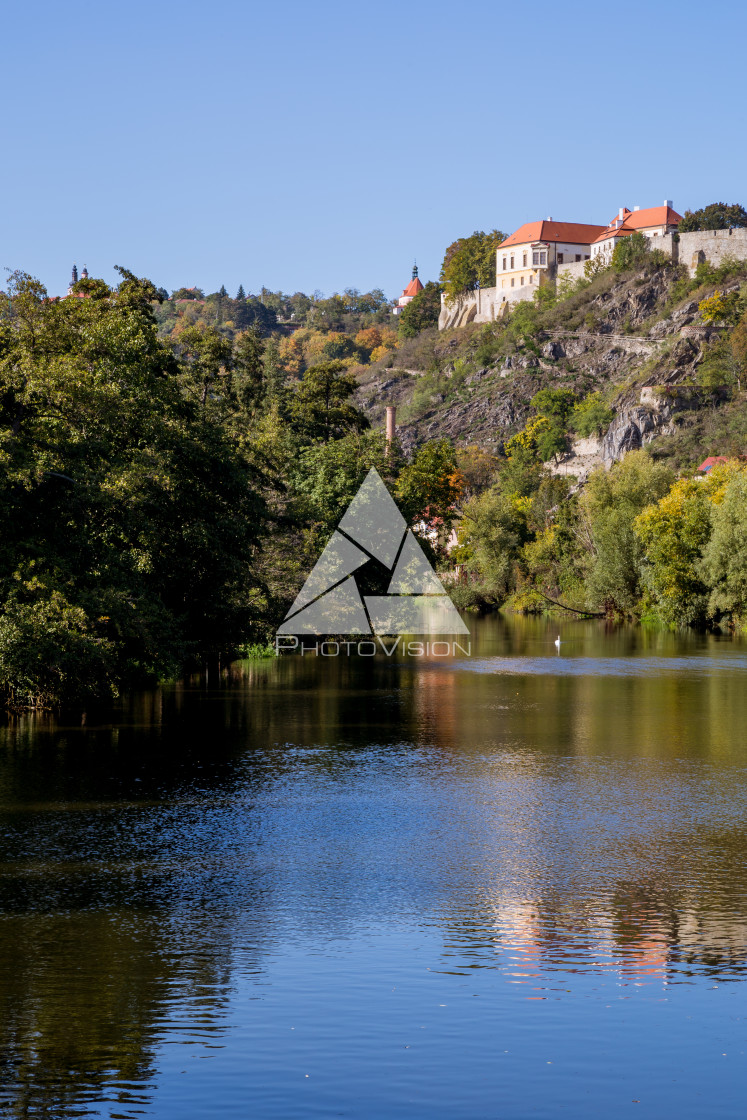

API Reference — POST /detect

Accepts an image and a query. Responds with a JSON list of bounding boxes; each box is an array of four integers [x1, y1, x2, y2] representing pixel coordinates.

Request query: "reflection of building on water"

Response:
[[440, 887, 747, 992]]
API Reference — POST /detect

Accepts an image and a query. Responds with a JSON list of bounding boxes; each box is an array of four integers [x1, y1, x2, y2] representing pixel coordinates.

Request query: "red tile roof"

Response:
[[499, 220, 607, 249], [697, 456, 731, 472], [593, 205, 683, 243], [400, 276, 424, 298]]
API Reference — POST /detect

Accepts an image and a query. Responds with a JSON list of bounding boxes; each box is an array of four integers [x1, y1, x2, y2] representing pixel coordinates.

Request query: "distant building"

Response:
[[591, 202, 683, 260], [66, 263, 89, 298], [697, 456, 731, 473], [393, 263, 424, 315]]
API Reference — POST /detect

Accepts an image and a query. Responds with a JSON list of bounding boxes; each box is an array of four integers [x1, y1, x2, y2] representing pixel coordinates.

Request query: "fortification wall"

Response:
[[438, 283, 534, 330], [678, 228, 747, 275], [556, 260, 587, 285]]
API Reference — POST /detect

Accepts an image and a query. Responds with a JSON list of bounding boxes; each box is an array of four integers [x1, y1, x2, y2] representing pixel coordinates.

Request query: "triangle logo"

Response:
[[278, 468, 468, 636]]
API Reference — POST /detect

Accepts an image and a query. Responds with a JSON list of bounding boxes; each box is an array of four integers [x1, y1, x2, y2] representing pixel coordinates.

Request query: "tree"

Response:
[[634, 460, 744, 626], [505, 414, 566, 466], [0, 270, 269, 708], [530, 388, 576, 426], [233, 328, 266, 417], [290, 361, 368, 443], [678, 202, 747, 232], [176, 324, 234, 409], [572, 392, 614, 438], [236, 284, 246, 301], [292, 430, 392, 538], [171, 287, 204, 300], [611, 232, 650, 272], [440, 230, 507, 301], [583, 452, 674, 616], [455, 486, 531, 601], [396, 439, 463, 550], [701, 468, 747, 621], [698, 289, 743, 326], [398, 281, 443, 338]]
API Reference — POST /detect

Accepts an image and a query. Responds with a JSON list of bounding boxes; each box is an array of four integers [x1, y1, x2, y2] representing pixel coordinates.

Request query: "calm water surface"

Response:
[[1, 617, 746, 1119]]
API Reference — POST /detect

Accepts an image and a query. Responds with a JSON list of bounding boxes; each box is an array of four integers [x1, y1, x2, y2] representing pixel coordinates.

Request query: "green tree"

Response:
[[0, 270, 270, 708], [456, 487, 532, 601], [236, 283, 246, 301], [572, 392, 614, 438], [611, 232, 650, 272], [233, 327, 266, 418], [634, 477, 716, 626], [582, 452, 675, 616], [398, 281, 442, 338], [293, 430, 392, 537], [176, 324, 234, 409], [530, 388, 576, 426], [701, 468, 747, 621], [678, 202, 747, 232], [290, 361, 368, 443], [440, 230, 507, 301]]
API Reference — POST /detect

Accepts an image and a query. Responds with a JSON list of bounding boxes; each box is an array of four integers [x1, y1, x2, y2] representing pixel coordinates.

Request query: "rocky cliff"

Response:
[[354, 265, 743, 471]]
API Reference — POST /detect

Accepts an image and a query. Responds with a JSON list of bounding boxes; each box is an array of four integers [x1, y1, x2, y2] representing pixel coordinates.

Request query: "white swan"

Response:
[[554, 635, 561, 650]]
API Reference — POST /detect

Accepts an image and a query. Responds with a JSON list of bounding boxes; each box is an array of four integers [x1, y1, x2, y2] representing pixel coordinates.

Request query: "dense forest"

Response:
[[0, 269, 458, 709], [3, 200, 747, 709]]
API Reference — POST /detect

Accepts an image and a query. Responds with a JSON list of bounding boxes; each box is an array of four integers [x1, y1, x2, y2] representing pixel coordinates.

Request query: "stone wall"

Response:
[[438, 283, 534, 330], [678, 228, 747, 275], [555, 259, 587, 285]]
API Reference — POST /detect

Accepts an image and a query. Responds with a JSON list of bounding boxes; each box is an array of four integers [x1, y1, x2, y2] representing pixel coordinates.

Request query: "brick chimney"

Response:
[[385, 405, 396, 451]]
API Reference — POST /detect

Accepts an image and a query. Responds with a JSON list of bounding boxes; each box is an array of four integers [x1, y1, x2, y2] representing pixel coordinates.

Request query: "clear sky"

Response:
[[3, 0, 745, 300]]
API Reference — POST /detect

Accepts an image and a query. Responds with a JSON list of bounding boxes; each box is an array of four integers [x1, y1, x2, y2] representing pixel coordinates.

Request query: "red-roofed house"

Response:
[[496, 219, 606, 298], [393, 264, 424, 315], [697, 456, 731, 473], [591, 201, 683, 261]]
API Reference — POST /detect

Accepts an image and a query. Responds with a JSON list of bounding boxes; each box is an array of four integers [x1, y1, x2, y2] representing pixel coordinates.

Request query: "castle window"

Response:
[[510, 255, 514, 269], [575, 254, 581, 261], [520, 276, 524, 285], [529, 274, 533, 283], [532, 251, 539, 265], [557, 253, 564, 264], [523, 252, 527, 266], [540, 251, 546, 265], [511, 278, 515, 287], [502, 257, 507, 270]]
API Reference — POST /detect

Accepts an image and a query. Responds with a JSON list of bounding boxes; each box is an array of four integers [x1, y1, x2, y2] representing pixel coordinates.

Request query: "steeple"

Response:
[[412, 261, 418, 280], [71, 264, 78, 285], [81, 266, 88, 279]]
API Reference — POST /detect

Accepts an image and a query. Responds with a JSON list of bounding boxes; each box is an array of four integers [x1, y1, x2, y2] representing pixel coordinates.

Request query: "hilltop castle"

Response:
[[439, 201, 747, 329]]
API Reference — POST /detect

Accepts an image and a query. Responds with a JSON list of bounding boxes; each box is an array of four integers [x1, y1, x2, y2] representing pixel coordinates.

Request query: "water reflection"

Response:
[[1, 616, 746, 1118]]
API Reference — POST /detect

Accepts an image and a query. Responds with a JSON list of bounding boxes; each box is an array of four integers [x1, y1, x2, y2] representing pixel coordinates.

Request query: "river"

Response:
[[1, 616, 745, 1118]]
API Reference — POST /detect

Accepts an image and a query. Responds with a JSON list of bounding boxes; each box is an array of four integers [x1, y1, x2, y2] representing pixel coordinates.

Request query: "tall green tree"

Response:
[[289, 361, 368, 443], [440, 230, 506, 301], [0, 270, 269, 708], [398, 281, 443, 338], [679, 202, 747, 232]]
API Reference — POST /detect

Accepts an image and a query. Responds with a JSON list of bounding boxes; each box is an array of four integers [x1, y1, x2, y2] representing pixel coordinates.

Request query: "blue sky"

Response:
[[2, 0, 745, 300]]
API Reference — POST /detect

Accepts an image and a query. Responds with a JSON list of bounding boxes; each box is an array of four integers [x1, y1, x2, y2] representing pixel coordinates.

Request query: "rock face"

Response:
[[355, 266, 721, 469], [601, 406, 666, 464]]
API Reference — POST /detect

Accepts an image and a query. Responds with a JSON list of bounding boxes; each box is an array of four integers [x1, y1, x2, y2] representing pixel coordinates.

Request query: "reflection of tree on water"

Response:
[[0, 910, 242, 1119], [0, 716, 276, 1120]]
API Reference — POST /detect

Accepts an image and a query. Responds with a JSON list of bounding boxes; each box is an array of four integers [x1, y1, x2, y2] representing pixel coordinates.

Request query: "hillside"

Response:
[[354, 255, 747, 473]]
